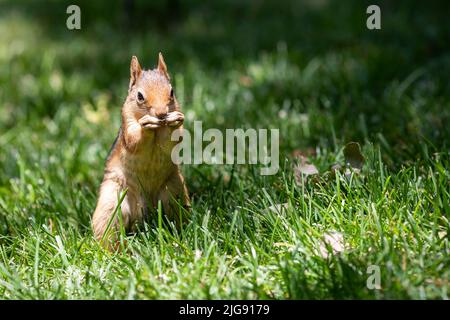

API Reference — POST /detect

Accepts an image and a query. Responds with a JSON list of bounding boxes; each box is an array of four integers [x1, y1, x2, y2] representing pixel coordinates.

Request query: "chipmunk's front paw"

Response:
[[166, 111, 184, 128], [139, 115, 161, 129]]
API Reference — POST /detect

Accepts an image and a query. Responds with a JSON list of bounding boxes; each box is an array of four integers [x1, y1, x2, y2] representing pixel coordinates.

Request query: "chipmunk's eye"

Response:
[[137, 91, 145, 103], [170, 88, 174, 98]]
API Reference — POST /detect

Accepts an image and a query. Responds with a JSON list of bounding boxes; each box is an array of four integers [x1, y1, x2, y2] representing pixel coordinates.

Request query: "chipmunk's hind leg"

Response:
[[158, 170, 191, 227], [92, 179, 131, 249]]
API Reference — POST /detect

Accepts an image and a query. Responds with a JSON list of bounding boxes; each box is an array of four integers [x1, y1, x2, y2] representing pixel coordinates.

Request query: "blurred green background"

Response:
[[1, 0, 449, 164], [1, 0, 449, 197]]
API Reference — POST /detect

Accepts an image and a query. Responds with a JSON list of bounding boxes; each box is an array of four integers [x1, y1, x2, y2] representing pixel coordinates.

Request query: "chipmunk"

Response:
[[92, 53, 190, 249]]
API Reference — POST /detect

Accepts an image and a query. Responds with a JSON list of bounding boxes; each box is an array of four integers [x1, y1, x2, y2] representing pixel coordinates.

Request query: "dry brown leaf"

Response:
[[291, 148, 317, 158], [343, 142, 365, 170]]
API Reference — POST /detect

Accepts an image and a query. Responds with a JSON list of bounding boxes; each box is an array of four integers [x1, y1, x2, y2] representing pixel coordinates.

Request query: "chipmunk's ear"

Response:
[[129, 55, 142, 91], [157, 52, 170, 80]]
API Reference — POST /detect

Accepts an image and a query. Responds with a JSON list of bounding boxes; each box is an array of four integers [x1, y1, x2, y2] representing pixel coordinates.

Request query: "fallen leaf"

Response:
[[293, 156, 319, 185], [291, 148, 317, 158], [318, 231, 345, 258], [438, 231, 447, 239], [343, 142, 365, 170]]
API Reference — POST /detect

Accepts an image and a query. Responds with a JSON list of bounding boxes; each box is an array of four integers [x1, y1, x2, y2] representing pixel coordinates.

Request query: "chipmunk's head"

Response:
[[127, 53, 177, 119]]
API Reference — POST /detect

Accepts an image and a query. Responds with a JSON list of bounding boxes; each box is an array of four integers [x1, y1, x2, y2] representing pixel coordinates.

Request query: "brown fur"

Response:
[[92, 53, 190, 249]]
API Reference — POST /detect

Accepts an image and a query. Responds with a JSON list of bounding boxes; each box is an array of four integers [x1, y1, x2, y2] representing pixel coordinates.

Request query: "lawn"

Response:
[[0, 0, 449, 299]]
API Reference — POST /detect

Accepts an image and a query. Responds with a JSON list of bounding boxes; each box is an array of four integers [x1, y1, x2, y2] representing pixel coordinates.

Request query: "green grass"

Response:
[[0, 0, 449, 299]]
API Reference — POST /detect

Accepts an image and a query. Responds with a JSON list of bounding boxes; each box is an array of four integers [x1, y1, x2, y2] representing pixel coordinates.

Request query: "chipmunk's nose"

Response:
[[154, 106, 168, 119]]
